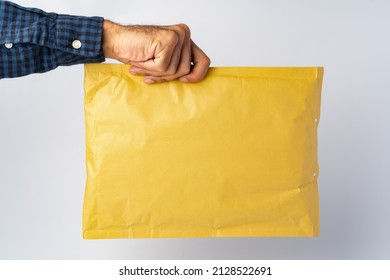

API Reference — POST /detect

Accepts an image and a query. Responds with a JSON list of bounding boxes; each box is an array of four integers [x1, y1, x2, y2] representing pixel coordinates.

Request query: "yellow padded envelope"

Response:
[[83, 64, 323, 238]]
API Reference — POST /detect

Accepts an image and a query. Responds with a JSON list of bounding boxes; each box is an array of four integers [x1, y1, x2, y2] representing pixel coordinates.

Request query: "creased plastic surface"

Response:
[[83, 64, 323, 239]]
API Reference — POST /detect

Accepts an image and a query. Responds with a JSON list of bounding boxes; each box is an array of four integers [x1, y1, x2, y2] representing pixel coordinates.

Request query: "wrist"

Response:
[[102, 20, 118, 59]]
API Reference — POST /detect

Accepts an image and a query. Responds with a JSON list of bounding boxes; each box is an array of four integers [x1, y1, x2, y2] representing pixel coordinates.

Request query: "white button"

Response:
[[72, 40, 82, 49], [5, 43, 13, 49], [314, 118, 318, 123], [313, 172, 317, 177]]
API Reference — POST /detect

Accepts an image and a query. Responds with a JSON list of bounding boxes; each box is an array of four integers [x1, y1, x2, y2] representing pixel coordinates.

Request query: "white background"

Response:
[[1, 0, 389, 259]]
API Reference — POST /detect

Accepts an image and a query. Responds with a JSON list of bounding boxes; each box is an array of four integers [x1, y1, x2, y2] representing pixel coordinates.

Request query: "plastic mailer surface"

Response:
[[83, 64, 323, 239]]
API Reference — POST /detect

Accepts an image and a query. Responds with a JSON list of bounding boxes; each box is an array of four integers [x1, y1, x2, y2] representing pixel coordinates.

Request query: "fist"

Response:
[[102, 20, 211, 84]]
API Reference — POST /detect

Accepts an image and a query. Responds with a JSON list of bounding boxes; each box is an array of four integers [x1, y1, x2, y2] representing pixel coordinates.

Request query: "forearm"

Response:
[[1, 1, 210, 82], [0, 1, 105, 79]]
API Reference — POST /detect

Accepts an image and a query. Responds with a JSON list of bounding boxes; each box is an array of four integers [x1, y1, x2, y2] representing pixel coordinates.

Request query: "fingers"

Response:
[[129, 31, 177, 76], [129, 24, 188, 77], [127, 24, 209, 84], [179, 41, 210, 83], [141, 26, 193, 83], [142, 40, 210, 84], [171, 24, 192, 78]]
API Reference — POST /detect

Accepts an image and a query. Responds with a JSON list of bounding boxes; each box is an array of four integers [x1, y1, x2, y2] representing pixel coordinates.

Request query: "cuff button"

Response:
[[72, 40, 82, 49]]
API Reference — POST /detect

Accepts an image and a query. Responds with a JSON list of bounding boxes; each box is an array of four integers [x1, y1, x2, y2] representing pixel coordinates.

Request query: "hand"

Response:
[[102, 20, 210, 84]]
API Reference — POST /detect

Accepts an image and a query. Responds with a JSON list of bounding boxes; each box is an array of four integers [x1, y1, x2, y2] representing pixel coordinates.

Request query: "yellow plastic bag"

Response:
[[83, 64, 323, 238]]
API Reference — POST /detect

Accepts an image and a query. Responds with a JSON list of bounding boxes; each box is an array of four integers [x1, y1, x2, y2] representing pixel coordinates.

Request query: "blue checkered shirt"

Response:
[[0, 1, 105, 79]]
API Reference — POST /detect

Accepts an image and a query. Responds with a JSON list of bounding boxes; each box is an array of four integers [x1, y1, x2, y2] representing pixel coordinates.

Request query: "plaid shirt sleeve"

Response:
[[0, 1, 105, 79]]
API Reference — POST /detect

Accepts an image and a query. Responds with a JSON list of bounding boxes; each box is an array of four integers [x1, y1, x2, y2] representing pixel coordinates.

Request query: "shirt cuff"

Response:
[[53, 14, 105, 65]]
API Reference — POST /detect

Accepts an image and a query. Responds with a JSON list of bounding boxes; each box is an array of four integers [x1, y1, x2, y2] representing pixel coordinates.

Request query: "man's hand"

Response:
[[102, 20, 210, 84]]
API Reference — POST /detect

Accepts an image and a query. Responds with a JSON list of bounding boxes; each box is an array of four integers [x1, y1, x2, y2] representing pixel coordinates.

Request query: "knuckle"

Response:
[[178, 23, 191, 36], [165, 30, 179, 45], [175, 29, 186, 41]]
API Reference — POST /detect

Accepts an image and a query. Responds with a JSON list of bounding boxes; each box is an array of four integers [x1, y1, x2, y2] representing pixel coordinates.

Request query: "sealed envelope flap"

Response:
[[83, 64, 323, 239]]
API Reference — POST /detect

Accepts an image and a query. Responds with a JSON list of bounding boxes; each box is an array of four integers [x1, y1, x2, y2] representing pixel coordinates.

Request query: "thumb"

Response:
[[180, 41, 210, 83]]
